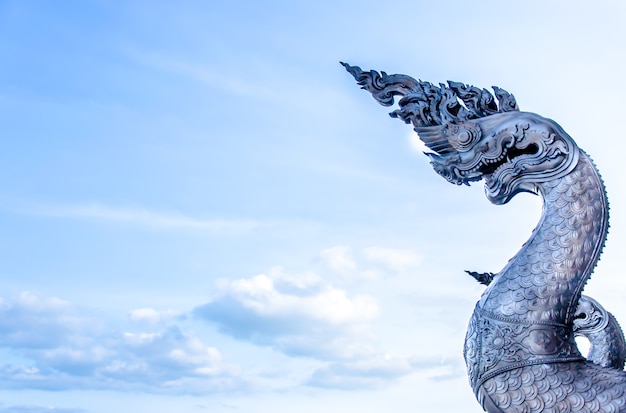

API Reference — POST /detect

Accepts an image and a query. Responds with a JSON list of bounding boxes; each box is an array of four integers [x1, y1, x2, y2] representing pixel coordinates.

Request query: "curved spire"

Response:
[[341, 62, 518, 128]]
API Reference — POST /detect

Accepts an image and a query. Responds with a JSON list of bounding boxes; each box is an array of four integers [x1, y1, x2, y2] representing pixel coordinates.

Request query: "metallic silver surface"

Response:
[[574, 295, 626, 370], [343, 62, 626, 412]]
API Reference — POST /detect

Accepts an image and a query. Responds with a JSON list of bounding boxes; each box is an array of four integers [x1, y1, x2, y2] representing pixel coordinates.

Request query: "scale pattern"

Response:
[[479, 362, 626, 413], [478, 153, 608, 323], [342, 63, 626, 412], [585, 313, 626, 370], [466, 152, 626, 412]]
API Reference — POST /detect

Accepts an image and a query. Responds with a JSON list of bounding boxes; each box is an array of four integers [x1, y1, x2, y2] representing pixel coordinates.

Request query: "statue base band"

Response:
[[465, 306, 583, 393]]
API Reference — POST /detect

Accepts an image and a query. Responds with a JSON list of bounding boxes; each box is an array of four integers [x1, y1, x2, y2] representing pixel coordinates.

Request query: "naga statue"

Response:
[[342, 62, 626, 412]]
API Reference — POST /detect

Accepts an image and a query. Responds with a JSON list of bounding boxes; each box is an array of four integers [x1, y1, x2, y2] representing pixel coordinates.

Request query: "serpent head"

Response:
[[419, 112, 579, 205], [573, 295, 609, 336], [342, 63, 580, 205]]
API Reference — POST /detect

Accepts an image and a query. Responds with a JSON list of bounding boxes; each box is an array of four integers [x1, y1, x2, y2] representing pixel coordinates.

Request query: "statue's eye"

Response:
[[450, 128, 479, 151], [445, 122, 481, 152], [456, 131, 474, 148], [574, 312, 587, 320]]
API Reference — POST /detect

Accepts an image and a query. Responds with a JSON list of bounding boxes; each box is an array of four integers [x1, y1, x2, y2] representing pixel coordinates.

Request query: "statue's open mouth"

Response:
[[431, 141, 541, 186], [479, 143, 540, 176]]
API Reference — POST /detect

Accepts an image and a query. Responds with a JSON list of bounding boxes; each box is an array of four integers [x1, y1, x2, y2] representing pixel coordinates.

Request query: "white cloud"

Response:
[[114, 327, 227, 380], [363, 247, 422, 272], [126, 50, 285, 102], [195, 268, 378, 360], [319, 245, 420, 280], [220, 273, 376, 324], [168, 339, 222, 376], [0, 406, 85, 413], [30, 203, 264, 233], [267, 266, 324, 295], [0, 292, 93, 349], [0, 293, 239, 393], [319, 246, 357, 276], [128, 308, 181, 325], [307, 354, 453, 390]]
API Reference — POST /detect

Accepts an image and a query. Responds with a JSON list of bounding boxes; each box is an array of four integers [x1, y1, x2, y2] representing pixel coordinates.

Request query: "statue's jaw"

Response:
[[424, 140, 540, 188], [484, 151, 572, 204], [425, 152, 483, 186]]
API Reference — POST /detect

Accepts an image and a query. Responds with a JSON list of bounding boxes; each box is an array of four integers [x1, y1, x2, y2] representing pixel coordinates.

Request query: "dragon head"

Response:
[[573, 295, 609, 336], [342, 63, 580, 205]]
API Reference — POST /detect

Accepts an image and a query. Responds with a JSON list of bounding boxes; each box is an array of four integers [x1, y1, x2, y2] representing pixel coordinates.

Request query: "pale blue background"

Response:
[[1, 1, 625, 412]]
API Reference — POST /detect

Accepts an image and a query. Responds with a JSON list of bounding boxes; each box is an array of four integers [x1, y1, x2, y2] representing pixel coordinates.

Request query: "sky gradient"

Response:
[[1, 1, 626, 412]]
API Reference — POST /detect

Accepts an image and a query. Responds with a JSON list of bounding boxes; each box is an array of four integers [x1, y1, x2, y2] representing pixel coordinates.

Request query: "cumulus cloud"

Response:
[[103, 326, 233, 388], [0, 292, 93, 349], [0, 292, 240, 394], [363, 247, 422, 272], [194, 268, 379, 360]]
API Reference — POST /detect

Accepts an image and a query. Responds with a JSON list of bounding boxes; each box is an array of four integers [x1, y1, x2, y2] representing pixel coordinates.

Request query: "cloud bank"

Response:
[[0, 292, 240, 394], [0, 246, 450, 395]]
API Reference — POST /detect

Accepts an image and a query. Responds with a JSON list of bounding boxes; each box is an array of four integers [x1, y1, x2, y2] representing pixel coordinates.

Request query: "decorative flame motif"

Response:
[[340, 61, 518, 128], [343, 62, 626, 413]]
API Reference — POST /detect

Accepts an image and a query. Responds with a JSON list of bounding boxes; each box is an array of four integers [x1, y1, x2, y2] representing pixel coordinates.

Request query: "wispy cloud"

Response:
[[318, 246, 378, 281], [29, 203, 265, 233], [128, 308, 182, 326], [306, 354, 457, 390], [124, 49, 350, 115], [318, 245, 422, 280], [319, 246, 357, 276], [363, 247, 422, 273], [125, 49, 284, 103], [0, 406, 86, 413]]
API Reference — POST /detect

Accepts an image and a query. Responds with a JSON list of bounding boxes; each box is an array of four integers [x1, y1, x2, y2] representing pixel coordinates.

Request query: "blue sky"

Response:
[[1, 1, 626, 412]]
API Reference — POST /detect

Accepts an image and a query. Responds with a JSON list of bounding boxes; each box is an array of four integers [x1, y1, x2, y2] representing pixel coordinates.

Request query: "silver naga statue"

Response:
[[343, 62, 626, 412]]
